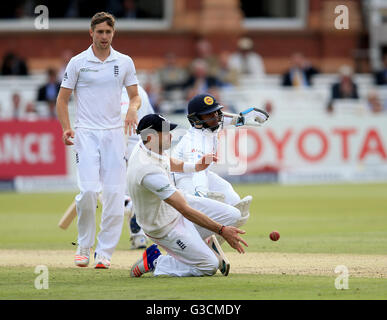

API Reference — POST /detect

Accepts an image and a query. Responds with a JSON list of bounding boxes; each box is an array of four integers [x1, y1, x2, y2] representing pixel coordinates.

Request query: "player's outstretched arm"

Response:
[[164, 190, 248, 253]]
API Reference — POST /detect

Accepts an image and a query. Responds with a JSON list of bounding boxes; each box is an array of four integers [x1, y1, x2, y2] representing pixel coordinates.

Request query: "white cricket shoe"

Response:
[[94, 253, 111, 269], [75, 246, 91, 268]]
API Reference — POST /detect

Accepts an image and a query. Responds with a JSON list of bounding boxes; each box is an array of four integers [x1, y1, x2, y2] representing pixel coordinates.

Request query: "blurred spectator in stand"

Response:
[[185, 86, 200, 104], [3, 92, 37, 120], [37, 68, 61, 118], [106, 0, 121, 17], [57, 49, 74, 82], [367, 90, 386, 113], [143, 81, 161, 114], [331, 65, 359, 99], [217, 51, 239, 87], [122, 0, 142, 18], [182, 85, 230, 114], [282, 52, 319, 87], [1, 52, 29, 75], [263, 100, 274, 115], [22, 102, 39, 121], [157, 52, 188, 94], [326, 103, 334, 114], [374, 53, 387, 85], [11, 92, 22, 120], [326, 65, 359, 112], [194, 38, 219, 78], [109, 0, 148, 18], [12, 1, 29, 18], [207, 86, 237, 114], [183, 59, 221, 94], [228, 37, 265, 76]]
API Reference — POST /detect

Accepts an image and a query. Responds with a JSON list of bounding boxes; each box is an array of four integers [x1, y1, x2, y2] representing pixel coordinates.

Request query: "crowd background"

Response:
[[1, 0, 387, 121]]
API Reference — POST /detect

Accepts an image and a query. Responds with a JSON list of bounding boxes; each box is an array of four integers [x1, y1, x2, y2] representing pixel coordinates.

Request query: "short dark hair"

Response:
[[90, 12, 115, 30], [47, 68, 56, 77]]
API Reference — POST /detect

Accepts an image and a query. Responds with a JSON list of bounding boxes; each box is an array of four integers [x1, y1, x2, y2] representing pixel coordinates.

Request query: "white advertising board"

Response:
[[213, 114, 387, 184]]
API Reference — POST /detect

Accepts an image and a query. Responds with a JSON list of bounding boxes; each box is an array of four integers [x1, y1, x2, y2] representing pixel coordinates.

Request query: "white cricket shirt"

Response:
[[172, 127, 217, 194], [61, 45, 138, 130], [127, 141, 180, 238]]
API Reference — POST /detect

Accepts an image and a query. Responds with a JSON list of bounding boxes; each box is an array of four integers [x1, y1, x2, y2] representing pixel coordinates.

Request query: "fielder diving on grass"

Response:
[[128, 114, 248, 277]]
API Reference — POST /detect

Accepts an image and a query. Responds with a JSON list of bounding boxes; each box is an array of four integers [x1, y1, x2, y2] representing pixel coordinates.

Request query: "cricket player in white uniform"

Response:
[[121, 85, 154, 249], [128, 114, 248, 277], [171, 94, 269, 240], [56, 12, 141, 269]]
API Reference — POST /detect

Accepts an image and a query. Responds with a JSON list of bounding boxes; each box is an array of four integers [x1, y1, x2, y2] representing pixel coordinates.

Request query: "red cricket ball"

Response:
[[270, 231, 280, 241]]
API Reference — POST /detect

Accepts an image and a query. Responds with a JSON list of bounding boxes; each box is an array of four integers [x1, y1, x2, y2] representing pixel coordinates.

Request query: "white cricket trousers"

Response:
[[74, 127, 126, 259], [175, 171, 241, 206], [151, 194, 241, 277], [207, 171, 240, 206]]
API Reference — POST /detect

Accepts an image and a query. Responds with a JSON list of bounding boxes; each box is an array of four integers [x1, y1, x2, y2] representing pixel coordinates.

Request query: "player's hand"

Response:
[[125, 107, 138, 136], [221, 226, 248, 254], [252, 108, 269, 124], [239, 107, 269, 126], [62, 129, 74, 146], [195, 153, 218, 172]]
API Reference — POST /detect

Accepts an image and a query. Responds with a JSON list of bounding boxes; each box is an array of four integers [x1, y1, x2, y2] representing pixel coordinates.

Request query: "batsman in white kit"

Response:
[[172, 93, 269, 243], [56, 12, 141, 269], [128, 114, 248, 277]]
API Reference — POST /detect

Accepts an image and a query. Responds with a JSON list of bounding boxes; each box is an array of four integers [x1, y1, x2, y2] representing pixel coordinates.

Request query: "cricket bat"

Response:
[[58, 200, 77, 230]]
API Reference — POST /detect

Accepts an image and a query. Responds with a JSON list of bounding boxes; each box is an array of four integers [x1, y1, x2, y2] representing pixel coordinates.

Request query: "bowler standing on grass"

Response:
[[56, 12, 141, 269]]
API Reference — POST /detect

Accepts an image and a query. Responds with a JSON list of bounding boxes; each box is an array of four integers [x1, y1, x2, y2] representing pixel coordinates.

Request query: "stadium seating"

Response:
[[0, 72, 385, 120]]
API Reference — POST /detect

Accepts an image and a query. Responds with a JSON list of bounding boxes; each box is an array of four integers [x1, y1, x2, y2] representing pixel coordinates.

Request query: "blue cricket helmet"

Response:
[[187, 94, 224, 129]]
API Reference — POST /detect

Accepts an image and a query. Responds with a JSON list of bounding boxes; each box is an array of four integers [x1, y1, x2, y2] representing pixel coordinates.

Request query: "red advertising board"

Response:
[[0, 120, 66, 178]]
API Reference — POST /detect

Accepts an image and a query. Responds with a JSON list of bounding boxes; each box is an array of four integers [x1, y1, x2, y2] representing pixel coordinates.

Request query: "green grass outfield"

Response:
[[1, 268, 385, 300], [0, 183, 386, 300]]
